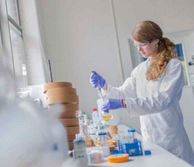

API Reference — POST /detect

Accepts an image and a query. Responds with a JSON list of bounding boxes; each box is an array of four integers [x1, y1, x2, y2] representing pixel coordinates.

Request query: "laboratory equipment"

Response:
[[87, 150, 103, 164], [144, 150, 152, 155], [98, 132, 107, 146], [87, 146, 110, 158], [118, 128, 143, 156], [128, 128, 135, 143], [101, 113, 114, 122], [97, 88, 109, 112], [73, 134, 88, 167], [107, 154, 129, 163], [97, 98, 114, 124], [123, 139, 143, 156], [92, 107, 101, 127]]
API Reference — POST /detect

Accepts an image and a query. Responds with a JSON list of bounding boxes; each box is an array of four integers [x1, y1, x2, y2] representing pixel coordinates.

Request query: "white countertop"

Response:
[[89, 134, 192, 167]]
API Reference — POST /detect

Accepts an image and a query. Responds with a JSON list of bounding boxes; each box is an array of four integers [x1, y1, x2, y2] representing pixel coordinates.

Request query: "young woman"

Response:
[[90, 20, 194, 165]]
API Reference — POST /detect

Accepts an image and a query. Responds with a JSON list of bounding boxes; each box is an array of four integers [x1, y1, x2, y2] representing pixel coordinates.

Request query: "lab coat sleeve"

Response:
[[125, 59, 184, 114], [104, 68, 137, 99]]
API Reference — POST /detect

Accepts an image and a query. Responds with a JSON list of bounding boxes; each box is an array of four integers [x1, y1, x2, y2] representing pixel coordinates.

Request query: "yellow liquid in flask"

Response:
[[101, 113, 114, 122]]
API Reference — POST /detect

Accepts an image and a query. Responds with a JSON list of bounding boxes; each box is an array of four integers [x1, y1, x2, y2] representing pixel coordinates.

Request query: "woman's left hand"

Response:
[[101, 99, 124, 111]]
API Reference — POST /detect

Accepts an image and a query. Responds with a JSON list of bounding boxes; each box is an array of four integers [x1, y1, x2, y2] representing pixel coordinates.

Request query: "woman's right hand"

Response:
[[89, 71, 106, 88]]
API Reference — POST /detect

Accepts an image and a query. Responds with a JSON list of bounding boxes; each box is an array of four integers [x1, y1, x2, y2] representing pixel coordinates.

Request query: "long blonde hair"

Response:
[[132, 20, 176, 80]]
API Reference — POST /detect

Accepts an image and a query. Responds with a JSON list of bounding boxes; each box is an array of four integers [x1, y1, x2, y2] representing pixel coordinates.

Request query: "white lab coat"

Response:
[[105, 58, 194, 166]]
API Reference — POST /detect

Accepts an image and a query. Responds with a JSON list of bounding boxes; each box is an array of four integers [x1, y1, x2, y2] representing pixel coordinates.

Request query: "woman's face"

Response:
[[133, 39, 158, 58]]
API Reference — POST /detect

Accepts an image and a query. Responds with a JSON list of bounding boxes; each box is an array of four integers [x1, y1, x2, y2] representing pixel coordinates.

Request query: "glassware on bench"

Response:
[[97, 98, 114, 125]]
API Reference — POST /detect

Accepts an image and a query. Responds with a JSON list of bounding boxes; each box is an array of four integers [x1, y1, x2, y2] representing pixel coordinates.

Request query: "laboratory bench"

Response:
[[88, 137, 192, 167]]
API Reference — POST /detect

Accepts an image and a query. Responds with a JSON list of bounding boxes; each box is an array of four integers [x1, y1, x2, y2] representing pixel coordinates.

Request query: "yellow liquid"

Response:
[[101, 114, 114, 122]]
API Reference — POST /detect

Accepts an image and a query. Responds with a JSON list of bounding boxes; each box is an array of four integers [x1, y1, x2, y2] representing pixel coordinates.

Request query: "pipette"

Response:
[[97, 88, 108, 111], [97, 88, 103, 99]]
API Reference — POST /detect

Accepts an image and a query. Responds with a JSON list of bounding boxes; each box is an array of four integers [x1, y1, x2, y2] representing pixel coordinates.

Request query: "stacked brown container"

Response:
[[43, 82, 79, 150]]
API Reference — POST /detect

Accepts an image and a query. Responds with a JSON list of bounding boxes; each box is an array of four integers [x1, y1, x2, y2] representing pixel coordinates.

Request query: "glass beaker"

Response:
[[97, 98, 114, 124], [101, 112, 114, 122]]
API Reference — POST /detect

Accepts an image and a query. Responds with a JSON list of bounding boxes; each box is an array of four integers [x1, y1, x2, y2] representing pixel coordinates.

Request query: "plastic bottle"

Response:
[[98, 132, 107, 146], [128, 128, 136, 143], [92, 107, 100, 127], [73, 134, 88, 167]]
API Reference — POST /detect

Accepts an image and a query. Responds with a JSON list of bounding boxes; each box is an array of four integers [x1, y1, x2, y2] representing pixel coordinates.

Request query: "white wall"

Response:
[[36, 0, 123, 114], [113, 0, 194, 78], [36, 0, 194, 145]]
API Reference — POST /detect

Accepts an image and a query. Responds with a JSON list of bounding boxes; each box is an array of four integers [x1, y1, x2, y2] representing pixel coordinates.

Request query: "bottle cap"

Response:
[[98, 132, 107, 136], [128, 128, 136, 133], [112, 149, 120, 154], [92, 108, 98, 112], [144, 150, 152, 155]]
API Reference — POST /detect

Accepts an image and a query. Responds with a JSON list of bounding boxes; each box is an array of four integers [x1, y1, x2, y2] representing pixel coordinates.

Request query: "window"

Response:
[[0, 17, 3, 48], [0, 24, 2, 48], [1, 0, 47, 87], [175, 43, 189, 85], [0, 0, 27, 88], [6, 0, 20, 24]]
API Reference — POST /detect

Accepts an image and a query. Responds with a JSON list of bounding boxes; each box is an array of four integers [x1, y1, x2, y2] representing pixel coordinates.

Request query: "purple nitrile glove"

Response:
[[101, 99, 124, 111], [89, 71, 106, 89]]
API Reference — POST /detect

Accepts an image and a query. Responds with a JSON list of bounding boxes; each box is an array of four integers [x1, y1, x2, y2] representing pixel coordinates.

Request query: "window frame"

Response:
[[0, 0, 28, 88]]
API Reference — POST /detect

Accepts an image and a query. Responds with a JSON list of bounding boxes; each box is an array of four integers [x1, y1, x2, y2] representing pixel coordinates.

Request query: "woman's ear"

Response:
[[154, 39, 159, 45], [152, 39, 159, 49], [153, 39, 159, 45]]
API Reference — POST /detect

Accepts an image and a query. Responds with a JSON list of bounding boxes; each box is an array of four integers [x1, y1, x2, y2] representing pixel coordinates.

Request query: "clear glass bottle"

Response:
[[73, 134, 88, 167]]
